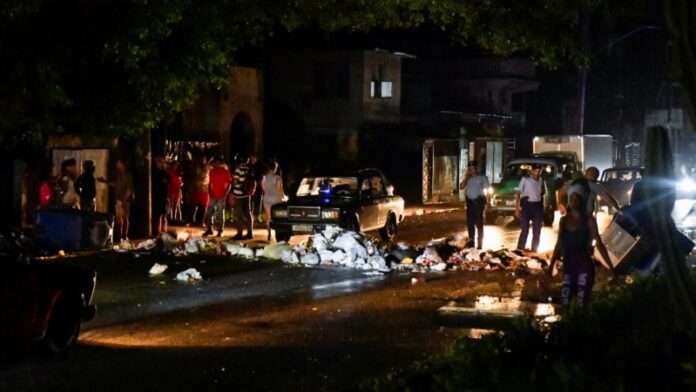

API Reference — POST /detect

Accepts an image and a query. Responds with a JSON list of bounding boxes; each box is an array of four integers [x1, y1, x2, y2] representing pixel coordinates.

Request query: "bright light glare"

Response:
[[678, 177, 696, 192]]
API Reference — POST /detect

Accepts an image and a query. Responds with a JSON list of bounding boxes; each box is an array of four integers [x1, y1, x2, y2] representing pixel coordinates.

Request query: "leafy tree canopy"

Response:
[[0, 0, 641, 147]]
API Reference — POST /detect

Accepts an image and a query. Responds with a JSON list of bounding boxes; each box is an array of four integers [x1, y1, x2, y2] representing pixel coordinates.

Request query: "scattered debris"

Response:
[[111, 226, 550, 275], [176, 268, 202, 282], [148, 263, 168, 276]]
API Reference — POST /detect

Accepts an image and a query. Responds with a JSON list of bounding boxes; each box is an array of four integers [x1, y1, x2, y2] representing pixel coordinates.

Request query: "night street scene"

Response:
[[4, 0, 696, 391]]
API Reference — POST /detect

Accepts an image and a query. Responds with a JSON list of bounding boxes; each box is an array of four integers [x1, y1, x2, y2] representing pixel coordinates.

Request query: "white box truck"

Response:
[[533, 134, 615, 175]]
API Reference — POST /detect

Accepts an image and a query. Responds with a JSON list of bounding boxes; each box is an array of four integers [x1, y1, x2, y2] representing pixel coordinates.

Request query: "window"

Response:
[[380, 82, 393, 98], [370, 64, 392, 99]]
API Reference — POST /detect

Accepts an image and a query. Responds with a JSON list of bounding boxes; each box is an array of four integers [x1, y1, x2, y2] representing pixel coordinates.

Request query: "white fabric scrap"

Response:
[[431, 262, 447, 271], [148, 263, 168, 276], [176, 268, 202, 282]]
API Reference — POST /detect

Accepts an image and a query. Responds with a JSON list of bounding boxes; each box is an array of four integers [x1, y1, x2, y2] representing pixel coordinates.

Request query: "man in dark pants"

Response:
[[515, 164, 545, 252], [459, 161, 490, 249]]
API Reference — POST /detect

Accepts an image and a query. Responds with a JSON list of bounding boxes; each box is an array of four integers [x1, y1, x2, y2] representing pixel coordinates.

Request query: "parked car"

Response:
[[0, 230, 97, 353], [599, 167, 643, 208], [270, 168, 405, 242], [488, 156, 578, 226]]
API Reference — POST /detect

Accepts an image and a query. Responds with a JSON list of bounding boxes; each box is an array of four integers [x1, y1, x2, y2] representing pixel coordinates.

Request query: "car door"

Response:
[[359, 177, 379, 230], [0, 261, 39, 338], [370, 175, 390, 228]]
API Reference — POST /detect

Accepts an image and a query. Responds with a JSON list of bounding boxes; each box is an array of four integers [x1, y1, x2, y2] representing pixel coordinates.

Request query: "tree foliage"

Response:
[[0, 0, 637, 147]]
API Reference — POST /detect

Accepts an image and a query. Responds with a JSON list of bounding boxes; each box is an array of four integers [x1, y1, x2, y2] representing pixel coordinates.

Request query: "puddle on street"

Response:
[[438, 294, 558, 335]]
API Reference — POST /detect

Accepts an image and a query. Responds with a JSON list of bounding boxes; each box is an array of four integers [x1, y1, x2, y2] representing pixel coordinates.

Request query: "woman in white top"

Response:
[[261, 161, 286, 241]]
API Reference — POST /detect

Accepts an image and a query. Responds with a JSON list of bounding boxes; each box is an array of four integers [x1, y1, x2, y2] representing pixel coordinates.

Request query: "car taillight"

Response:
[[273, 209, 288, 218], [321, 209, 340, 220]]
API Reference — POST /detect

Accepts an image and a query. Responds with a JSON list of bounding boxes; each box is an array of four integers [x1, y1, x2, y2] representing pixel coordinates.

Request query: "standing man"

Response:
[[515, 164, 545, 252], [99, 159, 134, 241], [459, 161, 490, 249], [76, 160, 97, 211], [231, 154, 254, 240], [152, 155, 170, 235], [203, 156, 232, 237], [560, 166, 620, 216], [248, 153, 263, 223]]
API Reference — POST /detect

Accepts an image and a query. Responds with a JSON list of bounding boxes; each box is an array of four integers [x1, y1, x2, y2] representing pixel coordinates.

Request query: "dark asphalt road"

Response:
[[0, 208, 622, 391]]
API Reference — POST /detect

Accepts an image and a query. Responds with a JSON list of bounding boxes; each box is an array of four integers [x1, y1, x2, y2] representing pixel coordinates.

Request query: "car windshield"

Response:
[[601, 170, 642, 183], [503, 163, 556, 181], [295, 176, 359, 197]]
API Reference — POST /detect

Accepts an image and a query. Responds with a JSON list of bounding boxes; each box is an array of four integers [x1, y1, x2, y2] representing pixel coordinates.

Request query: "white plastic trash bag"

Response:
[[311, 233, 330, 252], [261, 242, 292, 260], [301, 253, 320, 266], [237, 247, 255, 259], [333, 233, 368, 259], [148, 263, 168, 276], [137, 239, 156, 250], [322, 225, 342, 240], [221, 241, 242, 256], [176, 268, 202, 282]]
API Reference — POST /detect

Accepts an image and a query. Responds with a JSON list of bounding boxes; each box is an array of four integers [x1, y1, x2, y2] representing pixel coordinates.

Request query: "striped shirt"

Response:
[[232, 164, 251, 198]]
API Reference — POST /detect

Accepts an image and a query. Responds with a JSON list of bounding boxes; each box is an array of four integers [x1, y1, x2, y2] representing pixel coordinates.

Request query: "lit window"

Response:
[[380, 81, 392, 98]]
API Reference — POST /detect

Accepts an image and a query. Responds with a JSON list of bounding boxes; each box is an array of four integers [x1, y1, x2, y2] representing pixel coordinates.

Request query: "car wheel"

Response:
[[275, 230, 292, 243], [44, 294, 82, 354], [379, 214, 398, 241], [543, 210, 555, 226]]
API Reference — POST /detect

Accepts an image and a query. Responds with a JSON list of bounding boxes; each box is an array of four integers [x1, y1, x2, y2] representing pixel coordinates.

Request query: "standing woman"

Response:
[[550, 191, 613, 310], [261, 161, 286, 241]]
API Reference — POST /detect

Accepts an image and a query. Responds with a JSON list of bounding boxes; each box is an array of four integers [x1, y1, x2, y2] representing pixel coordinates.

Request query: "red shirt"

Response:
[[208, 166, 232, 199]]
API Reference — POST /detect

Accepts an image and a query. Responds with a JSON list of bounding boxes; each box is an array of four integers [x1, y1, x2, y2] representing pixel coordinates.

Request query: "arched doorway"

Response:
[[229, 111, 255, 158]]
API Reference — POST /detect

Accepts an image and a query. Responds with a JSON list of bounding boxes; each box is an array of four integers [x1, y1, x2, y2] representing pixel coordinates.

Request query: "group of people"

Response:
[[460, 160, 619, 309], [39, 158, 134, 241], [176, 153, 286, 241], [39, 158, 100, 211], [38, 152, 286, 243]]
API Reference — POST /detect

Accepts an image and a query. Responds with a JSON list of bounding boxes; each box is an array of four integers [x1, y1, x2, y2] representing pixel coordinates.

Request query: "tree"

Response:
[[0, 0, 637, 148]]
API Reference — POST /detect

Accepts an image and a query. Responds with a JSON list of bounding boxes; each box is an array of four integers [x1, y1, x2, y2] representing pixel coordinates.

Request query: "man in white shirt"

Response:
[[459, 161, 490, 249], [515, 164, 545, 252], [560, 166, 620, 216]]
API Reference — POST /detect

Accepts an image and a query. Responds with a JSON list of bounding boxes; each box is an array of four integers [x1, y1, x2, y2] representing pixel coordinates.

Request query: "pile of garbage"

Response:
[[113, 226, 549, 275]]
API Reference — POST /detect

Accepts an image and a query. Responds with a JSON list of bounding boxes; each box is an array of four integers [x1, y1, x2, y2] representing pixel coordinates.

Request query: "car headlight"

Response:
[[677, 177, 696, 192], [273, 209, 288, 218], [321, 209, 340, 220]]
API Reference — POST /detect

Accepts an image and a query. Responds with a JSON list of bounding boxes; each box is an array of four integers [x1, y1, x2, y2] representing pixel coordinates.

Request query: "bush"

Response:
[[365, 276, 696, 391]]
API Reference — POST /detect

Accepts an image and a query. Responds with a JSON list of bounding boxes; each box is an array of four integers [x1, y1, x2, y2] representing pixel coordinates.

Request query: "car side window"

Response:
[[369, 176, 384, 197]]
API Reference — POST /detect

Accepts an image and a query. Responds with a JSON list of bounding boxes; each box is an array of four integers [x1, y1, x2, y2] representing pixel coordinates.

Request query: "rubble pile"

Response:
[[116, 227, 549, 276]]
